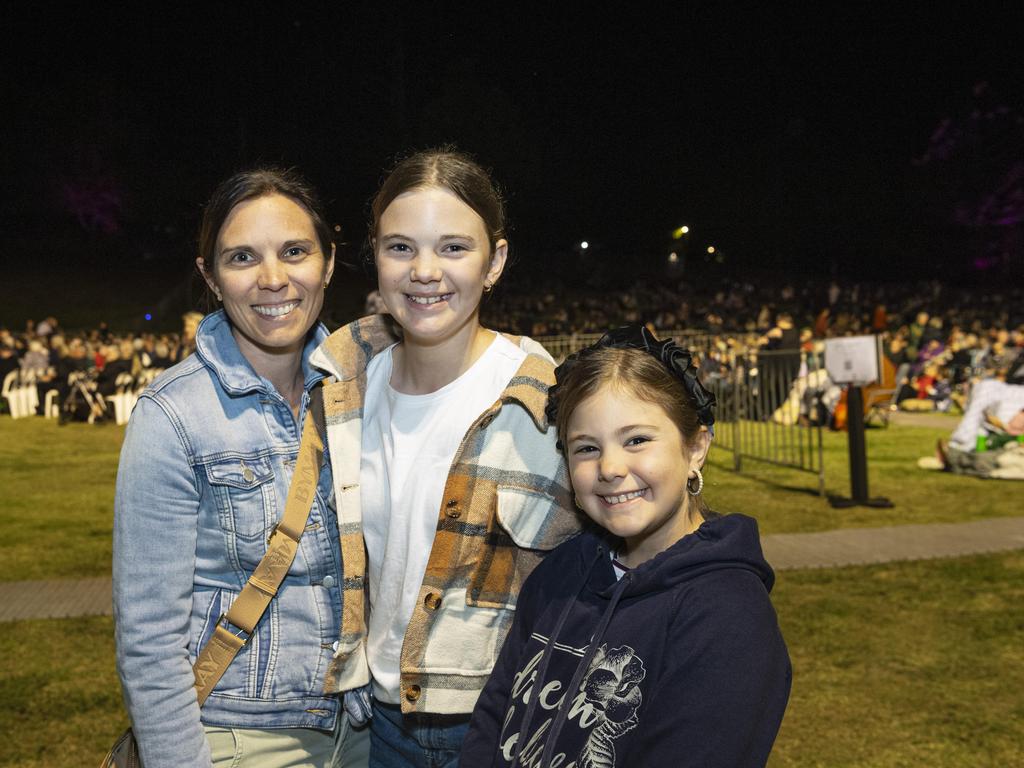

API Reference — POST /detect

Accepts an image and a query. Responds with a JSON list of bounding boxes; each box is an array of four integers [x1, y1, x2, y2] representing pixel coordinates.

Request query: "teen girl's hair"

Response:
[[368, 146, 508, 254]]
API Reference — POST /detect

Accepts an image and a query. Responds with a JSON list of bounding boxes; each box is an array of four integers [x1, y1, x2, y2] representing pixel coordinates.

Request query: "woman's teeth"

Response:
[[407, 294, 450, 305], [602, 489, 647, 505], [253, 302, 298, 317]]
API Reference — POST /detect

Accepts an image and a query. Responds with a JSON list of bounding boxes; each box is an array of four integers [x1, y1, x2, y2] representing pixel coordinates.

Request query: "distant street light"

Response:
[[580, 240, 589, 250], [707, 246, 716, 254], [668, 251, 679, 263], [672, 225, 690, 239]]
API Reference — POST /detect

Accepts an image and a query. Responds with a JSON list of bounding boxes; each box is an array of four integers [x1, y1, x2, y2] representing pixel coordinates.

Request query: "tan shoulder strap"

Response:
[[192, 387, 326, 706]]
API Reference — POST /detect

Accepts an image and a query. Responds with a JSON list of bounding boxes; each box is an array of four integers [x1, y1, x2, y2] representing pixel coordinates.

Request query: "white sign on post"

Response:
[[824, 335, 881, 386]]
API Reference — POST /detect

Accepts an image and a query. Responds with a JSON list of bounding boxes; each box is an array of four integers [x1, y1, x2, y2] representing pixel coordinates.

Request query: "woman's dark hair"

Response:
[[197, 165, 333, 284], [368, 147, 508, 257]]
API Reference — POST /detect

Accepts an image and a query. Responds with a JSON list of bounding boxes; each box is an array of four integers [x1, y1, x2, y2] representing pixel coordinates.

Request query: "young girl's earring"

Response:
[[687, 469, 704, 496], [214, 288, 222, 302], [483, 281, 493, 293]]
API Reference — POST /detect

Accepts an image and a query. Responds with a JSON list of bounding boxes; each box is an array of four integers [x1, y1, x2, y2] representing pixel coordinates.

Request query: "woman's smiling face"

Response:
[[201, 193, 333, 360], [374, 185, 506, 349]]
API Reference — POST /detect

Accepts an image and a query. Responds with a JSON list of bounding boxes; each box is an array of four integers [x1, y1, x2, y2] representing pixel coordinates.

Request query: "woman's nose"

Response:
[[258, 256, 288, 290]]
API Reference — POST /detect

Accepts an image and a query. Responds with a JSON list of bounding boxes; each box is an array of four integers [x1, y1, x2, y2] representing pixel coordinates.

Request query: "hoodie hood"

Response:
[[581, 512, 775, 599]]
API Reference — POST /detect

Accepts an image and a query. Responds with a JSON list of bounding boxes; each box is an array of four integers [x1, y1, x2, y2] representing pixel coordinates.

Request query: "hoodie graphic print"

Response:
[[461, 514, 792, 768], [501, 636, 647, 767]]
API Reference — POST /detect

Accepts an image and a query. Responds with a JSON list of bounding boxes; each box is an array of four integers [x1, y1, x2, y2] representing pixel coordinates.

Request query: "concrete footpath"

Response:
[[2, 517, 1024, 623]]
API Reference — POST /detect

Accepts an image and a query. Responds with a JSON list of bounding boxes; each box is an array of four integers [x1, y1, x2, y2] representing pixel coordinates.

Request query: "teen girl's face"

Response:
[[566, 384, 710, 566], [198, 194, 334, 361], [375, 186, 506, 349]]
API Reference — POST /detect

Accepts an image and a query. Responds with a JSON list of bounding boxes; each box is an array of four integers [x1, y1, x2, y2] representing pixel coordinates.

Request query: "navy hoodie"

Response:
[[460, 514, 791, 768]]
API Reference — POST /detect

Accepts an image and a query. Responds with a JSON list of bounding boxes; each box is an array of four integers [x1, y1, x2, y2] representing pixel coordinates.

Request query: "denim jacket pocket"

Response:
[[205, 456, 277, 539]]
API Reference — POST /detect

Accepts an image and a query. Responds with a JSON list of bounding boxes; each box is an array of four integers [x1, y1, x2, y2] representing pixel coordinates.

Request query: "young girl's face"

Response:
[[566, 383, 709, 565], [375, 185, 506, 348]]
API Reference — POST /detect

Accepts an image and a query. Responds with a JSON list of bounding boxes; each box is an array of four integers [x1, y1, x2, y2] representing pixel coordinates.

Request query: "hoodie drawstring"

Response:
[[536, 570, 632, 767], [510, 546, 605, 768]]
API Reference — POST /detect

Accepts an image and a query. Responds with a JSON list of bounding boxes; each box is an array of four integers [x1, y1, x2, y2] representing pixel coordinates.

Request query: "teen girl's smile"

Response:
[[375, 186, 506, 349], [567, 384, 709, 567]]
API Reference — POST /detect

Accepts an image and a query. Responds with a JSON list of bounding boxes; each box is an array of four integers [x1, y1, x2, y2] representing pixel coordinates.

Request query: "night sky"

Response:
[[4, 4, 1022, 328]]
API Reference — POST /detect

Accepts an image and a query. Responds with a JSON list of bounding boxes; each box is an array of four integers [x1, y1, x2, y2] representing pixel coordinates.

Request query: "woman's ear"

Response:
[[196, 257, 218, 294], [325, 243, 337, 285]]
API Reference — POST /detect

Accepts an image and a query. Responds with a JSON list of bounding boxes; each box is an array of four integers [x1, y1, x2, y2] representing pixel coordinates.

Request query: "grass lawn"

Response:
[[0, 419, 125, 581], [0, 556, 1020, 767], [1, 415, 1022, 765], [2, 413, 1021, 584]]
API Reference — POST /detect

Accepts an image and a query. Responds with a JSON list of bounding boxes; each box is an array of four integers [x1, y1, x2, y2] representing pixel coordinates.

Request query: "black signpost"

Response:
[[829, 384, 894, 508]]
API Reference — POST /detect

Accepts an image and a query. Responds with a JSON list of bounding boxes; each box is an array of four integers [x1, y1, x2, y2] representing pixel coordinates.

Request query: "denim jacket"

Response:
[[113, 310, 344, 768]]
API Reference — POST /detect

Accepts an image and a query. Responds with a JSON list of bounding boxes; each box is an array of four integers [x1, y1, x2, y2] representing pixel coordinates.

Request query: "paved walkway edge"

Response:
[[3, 517, 1024, 621], [763, 516, 1024, 570]]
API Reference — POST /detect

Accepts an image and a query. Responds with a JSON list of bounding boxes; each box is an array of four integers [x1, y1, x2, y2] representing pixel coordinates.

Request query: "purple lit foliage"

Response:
[[914, 81, 1024, 271], [60, 176, 123, 234]]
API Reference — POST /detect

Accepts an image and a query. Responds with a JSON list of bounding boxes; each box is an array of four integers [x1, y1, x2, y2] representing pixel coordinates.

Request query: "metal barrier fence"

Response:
[[536, 331, 826, 495]]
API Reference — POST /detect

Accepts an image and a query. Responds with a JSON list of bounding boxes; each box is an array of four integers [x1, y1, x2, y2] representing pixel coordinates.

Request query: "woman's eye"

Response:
[[626, 435, 650, 447], [229, 251, 255, 264], [443, 243, 468, 254], [284, 246, 308, 258]]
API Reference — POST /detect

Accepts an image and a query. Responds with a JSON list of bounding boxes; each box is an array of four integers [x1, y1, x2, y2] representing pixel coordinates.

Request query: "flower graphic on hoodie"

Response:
[[577, 644, 647, 768]]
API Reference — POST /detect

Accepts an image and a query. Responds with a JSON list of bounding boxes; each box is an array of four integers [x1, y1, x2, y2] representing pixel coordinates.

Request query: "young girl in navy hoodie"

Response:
[[460, 325, 791, 768]]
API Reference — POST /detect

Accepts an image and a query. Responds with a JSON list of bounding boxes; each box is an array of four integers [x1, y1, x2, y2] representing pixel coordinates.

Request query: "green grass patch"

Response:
[[0, 419, 125, 581], [0, 556, 1020, 766], [1, 415, 1022, 582], [706, 420, 1022, 534], [769, 552, 1024, 767], [0, 616, 125, 768]]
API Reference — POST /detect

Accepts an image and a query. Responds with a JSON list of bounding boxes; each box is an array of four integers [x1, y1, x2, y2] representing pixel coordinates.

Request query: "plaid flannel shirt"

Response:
[[310, 315, 580, 714]]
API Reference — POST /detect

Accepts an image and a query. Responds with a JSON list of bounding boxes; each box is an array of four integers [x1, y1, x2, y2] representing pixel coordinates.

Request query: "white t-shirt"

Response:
[[360, 333, 527, 703]]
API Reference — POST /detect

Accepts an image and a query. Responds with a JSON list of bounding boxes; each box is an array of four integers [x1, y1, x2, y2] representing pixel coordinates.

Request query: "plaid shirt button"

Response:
[[405, 685, 421, 702], [424, 593, 441, 611]]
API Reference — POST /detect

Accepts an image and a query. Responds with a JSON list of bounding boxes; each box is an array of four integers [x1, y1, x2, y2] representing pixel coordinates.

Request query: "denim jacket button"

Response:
[[332, 640, 340, 653], [322, 575, 336, 588]]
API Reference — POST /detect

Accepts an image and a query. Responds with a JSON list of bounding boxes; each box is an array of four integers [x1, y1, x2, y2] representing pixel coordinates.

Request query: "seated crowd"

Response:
[[4, 277, 1023, 426], [0, 313, 200, 422]]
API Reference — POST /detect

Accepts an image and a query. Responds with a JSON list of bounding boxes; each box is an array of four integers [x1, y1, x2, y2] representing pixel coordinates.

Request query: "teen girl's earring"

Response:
[[687, 469, 704, 496], [483, 281, 493, 293], [214, 288, 223, 302]]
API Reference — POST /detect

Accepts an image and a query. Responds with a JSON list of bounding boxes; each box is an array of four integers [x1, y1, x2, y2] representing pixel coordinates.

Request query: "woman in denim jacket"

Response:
[[113, 167, 369, 768]]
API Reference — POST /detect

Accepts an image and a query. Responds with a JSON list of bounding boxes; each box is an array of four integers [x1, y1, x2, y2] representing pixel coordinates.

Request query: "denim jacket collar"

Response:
[[195, 309, 331, 396]]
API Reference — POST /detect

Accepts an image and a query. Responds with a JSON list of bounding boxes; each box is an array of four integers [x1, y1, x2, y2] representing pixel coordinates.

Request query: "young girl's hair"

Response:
[[548, 326, 716, 513], [368, 146, 508, 253]]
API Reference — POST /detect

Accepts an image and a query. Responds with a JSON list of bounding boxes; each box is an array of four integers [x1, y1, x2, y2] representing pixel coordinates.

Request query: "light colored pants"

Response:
[[205, 711, 370, 768], [949, 379, 1024, 450]]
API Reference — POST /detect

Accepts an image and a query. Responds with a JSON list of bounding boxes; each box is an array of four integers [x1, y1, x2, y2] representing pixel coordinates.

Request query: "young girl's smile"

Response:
[[375, 185, 506, 350], [567, 384, 709, 566]]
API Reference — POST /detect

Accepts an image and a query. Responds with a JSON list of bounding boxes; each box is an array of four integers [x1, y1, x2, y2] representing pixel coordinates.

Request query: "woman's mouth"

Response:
[[253, 301, 299, 317]]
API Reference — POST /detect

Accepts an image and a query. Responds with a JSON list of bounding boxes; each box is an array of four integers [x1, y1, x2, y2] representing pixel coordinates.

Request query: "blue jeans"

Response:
[[369, 700, 470, 768]]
